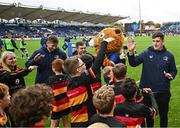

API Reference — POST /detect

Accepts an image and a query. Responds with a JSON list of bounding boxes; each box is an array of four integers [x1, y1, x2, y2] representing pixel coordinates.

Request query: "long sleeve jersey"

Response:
[[128, 46, 177, 92]]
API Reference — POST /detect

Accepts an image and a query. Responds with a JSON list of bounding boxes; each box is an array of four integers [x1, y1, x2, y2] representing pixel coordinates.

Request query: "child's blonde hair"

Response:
[[102, 66, 113, 77], [93, 86, 115, 114]]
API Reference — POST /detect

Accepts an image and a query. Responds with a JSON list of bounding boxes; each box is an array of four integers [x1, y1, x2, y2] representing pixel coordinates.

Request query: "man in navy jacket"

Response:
[[26, 35, 67, 84], [127, 32, 177, 127]]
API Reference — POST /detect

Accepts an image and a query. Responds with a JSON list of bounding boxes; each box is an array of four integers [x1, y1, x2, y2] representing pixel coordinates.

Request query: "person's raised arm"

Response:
[[91, 38, 114, 75]]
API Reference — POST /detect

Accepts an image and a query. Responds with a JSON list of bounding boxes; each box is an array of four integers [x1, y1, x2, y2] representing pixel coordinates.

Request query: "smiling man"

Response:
[[127, 32, 177, 127], [25, 35, 67, 84]]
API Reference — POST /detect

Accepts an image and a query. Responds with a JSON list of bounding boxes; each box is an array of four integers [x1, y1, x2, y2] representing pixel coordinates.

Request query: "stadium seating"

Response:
[[0, 23, 104, 38]]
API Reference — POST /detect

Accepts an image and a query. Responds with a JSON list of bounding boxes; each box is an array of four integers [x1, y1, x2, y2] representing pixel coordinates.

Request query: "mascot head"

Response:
[[90, 27, 124, 53]]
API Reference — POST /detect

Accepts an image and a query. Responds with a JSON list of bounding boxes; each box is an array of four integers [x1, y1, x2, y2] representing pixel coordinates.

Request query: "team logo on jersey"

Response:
[[125, 114, 129, 117], [163, 56, 168, 61], [149, 55, 153, 59], [54, 55, 59, 59], [15, 79, 20, 84]]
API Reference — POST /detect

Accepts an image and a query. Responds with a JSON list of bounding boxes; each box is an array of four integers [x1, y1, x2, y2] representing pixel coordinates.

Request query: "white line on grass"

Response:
[[136, 80, 140, 84], [136, 64, 180, 83], [176, 65, 180, 68]]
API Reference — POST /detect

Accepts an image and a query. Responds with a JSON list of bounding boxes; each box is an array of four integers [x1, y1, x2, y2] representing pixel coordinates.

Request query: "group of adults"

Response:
[[0, 31, 177, 127]]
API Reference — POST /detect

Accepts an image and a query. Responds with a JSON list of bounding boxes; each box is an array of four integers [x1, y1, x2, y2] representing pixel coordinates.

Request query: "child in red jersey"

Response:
[[49, 59, 70, 128], [64, 38, 114, 127]]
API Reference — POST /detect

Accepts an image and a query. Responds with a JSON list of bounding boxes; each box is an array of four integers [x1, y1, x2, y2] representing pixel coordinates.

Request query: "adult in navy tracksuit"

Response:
[[26, 35, 67, 84], [127, 32, 177, 127]]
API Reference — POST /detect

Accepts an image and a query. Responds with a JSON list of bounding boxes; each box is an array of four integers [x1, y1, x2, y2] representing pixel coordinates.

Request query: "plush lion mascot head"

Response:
[[90, 27, 124, 66]]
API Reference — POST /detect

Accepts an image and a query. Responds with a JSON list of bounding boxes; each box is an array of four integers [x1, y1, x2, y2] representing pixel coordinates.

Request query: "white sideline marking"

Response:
[[136, 64, 180, 83], [176, 65, 180, 68], [136, 80, 140, 84]]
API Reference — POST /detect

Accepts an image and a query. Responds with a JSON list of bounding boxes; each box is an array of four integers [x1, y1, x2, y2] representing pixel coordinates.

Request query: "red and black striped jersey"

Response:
[[67, 71, 96, 127], [49, 75, 70, 119]]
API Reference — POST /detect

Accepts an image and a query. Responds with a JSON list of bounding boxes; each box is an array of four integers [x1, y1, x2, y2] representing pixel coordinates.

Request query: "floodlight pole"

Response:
[[139, 0, 142, 35]]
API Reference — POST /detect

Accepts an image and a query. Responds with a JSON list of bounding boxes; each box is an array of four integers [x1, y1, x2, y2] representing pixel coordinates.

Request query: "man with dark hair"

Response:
[[73, 41, 94, 58], [72, 41, 87, 56], [127, 31, 177, 127], [26, 35, 67, 84]]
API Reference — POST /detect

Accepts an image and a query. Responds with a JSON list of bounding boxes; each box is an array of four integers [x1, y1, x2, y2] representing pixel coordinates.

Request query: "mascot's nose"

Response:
[[89, 38, 94, 47]]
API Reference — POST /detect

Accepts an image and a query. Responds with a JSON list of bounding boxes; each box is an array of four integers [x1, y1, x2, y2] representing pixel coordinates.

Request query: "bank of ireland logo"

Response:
[[15, 79, 20, 84]]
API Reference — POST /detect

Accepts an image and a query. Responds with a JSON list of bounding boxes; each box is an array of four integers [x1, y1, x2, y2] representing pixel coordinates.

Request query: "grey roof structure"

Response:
[[0, 2, 128, 24]]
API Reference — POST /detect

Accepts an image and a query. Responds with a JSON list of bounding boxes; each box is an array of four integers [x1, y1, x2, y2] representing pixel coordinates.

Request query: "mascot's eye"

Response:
[[98, 33, 105, 39], [115, 29, 121, 34]]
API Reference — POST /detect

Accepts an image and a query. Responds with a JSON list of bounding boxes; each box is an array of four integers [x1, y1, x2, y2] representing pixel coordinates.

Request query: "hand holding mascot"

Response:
[[89, 27, 124, 66]]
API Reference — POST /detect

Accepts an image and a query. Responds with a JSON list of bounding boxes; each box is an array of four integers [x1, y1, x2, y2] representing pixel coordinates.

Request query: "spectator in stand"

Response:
[[9, 85, 54, 127], [19, 36, 29, 59], [0, 51, 36, 95], [127, 31, 177, 127], [26, 35, 67, 84], [0, 83, 11, 127], [3, 34, 18, 52], [49, 59, 70, 128], [90, 86, 125, 127]]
